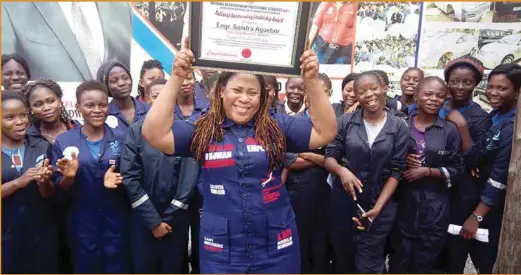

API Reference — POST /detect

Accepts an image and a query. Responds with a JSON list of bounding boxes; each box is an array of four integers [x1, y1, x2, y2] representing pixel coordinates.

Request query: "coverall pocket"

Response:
[[267, 207, 297, 259], [200, 212, 230, 263]]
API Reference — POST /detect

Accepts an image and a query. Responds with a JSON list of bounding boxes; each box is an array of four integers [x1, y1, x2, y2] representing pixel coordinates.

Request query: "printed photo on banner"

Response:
[[476, 28, 521, 69], [133, 2, 187, 51], [423, 2, 492, 23], [353, 1, 419, 73], [418, 28, 479, 69], [308, 2, 356, 78], [492, 2, 521, 23], [1, 2, 132, 82]]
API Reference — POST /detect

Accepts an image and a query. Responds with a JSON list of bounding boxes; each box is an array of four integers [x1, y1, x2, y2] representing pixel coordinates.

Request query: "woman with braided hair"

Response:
[[142, 38, 337, 273], [24, 78, 80, 273], [25, 79, 80, 144]]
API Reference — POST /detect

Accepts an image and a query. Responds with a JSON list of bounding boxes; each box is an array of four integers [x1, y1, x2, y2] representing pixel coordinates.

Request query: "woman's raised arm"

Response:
[[142, 37, 195, 155]]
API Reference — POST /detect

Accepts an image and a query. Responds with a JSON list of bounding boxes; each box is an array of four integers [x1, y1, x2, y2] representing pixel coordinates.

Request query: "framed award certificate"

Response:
[[189, 2, 312, 77]]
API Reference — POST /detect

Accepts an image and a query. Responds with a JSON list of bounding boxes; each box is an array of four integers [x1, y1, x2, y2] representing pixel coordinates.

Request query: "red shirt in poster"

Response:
[[313, 2, 357, 46]]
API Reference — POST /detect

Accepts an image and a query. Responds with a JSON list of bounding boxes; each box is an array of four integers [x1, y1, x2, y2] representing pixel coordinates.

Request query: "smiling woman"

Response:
[[142, 37, 337, 274], [96, 61, 150, 135], [1, 53, 31, 93]]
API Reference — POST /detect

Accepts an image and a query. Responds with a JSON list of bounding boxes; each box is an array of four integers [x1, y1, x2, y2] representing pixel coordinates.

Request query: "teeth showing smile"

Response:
[[367, 99, 378, 107], [235, 105, 249, 114]]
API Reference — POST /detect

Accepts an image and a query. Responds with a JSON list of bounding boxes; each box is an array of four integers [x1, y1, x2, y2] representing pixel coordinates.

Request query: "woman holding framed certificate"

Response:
[[141, 37, 337, 273]]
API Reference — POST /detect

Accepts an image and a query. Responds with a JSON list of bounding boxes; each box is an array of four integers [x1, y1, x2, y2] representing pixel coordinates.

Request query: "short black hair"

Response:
[[76, 80, 109, 103], [1, 53, 31, 79], [353, 71, 382, 89], [318, 73, 332, 90], [488, 63, 521, 91], [2, 90, 25, 105], [402, 67, 425, 80], [146, 78, 167, 95], [138, 59, 164, 98], [369, 70, 389, 86], [341, 73, 359, 90], [416, 76, 448, 95]]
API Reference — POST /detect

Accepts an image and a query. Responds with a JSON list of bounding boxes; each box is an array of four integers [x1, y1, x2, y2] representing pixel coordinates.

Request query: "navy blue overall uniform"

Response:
[[52, 126, 132, 273], [107, 97, 149, 135], [284, 110, 331, 274], [2, 132, 59, 273], [174, 98, 209, 274], [436, 101, 491, 273], [27, 122, 82, 274], [467, 108, 515, 273], [325, 109, 409, 273], [389, 113, 464, 273], [121, 118, 189, 273], [171, 112, 313, 273]]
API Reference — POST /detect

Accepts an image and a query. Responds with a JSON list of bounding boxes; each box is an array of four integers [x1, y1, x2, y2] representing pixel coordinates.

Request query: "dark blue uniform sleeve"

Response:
[[464, 114, 490, 169], [324, 114, 347, 161], [121, 123, 162, 231], [51, 140, 64, 189], [440, 123, 464, 188], [389, 119, 408, 181], [162, 157, 200, 225], [172, 120, 196, 157], [276, 114, 313, 153], [481, 123, 514, 207], [284, 153, 299, 168]]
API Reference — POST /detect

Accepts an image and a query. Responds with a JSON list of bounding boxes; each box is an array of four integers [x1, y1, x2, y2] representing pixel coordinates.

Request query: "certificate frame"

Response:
[[188, 2, 312, 77]]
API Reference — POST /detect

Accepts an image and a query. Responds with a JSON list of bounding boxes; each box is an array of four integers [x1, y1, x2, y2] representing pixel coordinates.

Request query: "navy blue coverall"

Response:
[[2, 132, 59, 273], [389, 114, 464, 273], [52, 126, 132, 273], [468, 108, 516, 273], [107, 97, 149, 135], [121, 119, 190, 273], [175, 97, 208, 274], [436, 101, 491, 273], [171, 112, 313, 273], [325, 109, 409, 273], [284, 111, 331, 274]]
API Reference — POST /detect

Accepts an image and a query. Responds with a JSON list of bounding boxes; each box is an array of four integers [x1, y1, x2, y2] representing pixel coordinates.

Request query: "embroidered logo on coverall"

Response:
[[203, 144, 235, 168], [210, 184, 226, 195], [203, 237, 224, 252], [277, 228, 293, 250]]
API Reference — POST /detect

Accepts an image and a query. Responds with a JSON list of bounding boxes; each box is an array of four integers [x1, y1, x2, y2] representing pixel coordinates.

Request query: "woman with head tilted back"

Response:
[[142, 38, 337, 273], [1, 91, 57, 273]]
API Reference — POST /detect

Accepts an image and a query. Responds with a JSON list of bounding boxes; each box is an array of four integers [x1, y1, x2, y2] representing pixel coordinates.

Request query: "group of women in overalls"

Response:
[[2, 38, 519, 274]]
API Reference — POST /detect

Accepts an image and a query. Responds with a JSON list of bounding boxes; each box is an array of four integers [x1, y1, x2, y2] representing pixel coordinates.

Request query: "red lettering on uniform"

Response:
[[277, 229, 292, 241], [204, 245, 223, 252], [262, 183, 282, 204], [203, 158, 235, 168], [246, 137, 259, 145], [208, 144, 234, 152]]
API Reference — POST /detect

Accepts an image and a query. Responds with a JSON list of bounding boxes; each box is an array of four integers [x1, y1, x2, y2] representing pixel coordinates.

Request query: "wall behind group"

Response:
[[3, 1, 521, 121]]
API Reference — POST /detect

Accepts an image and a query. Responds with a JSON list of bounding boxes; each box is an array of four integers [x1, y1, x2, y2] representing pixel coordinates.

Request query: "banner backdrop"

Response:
[[3, 1, 521, 120]]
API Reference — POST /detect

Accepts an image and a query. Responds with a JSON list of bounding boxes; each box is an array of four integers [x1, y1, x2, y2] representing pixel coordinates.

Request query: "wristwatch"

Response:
[[472, 212, 483, 222]]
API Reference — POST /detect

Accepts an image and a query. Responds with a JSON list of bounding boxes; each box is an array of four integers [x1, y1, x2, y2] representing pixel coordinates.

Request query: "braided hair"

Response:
[[24, 79, 73, 130], [138, 59, 165, 99], [191, 72, 286, 170]]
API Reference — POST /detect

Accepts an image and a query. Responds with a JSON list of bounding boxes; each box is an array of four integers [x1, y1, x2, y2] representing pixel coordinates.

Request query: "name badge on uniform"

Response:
[[109, 159, 116, 165], [12, 153, 22, 167]]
